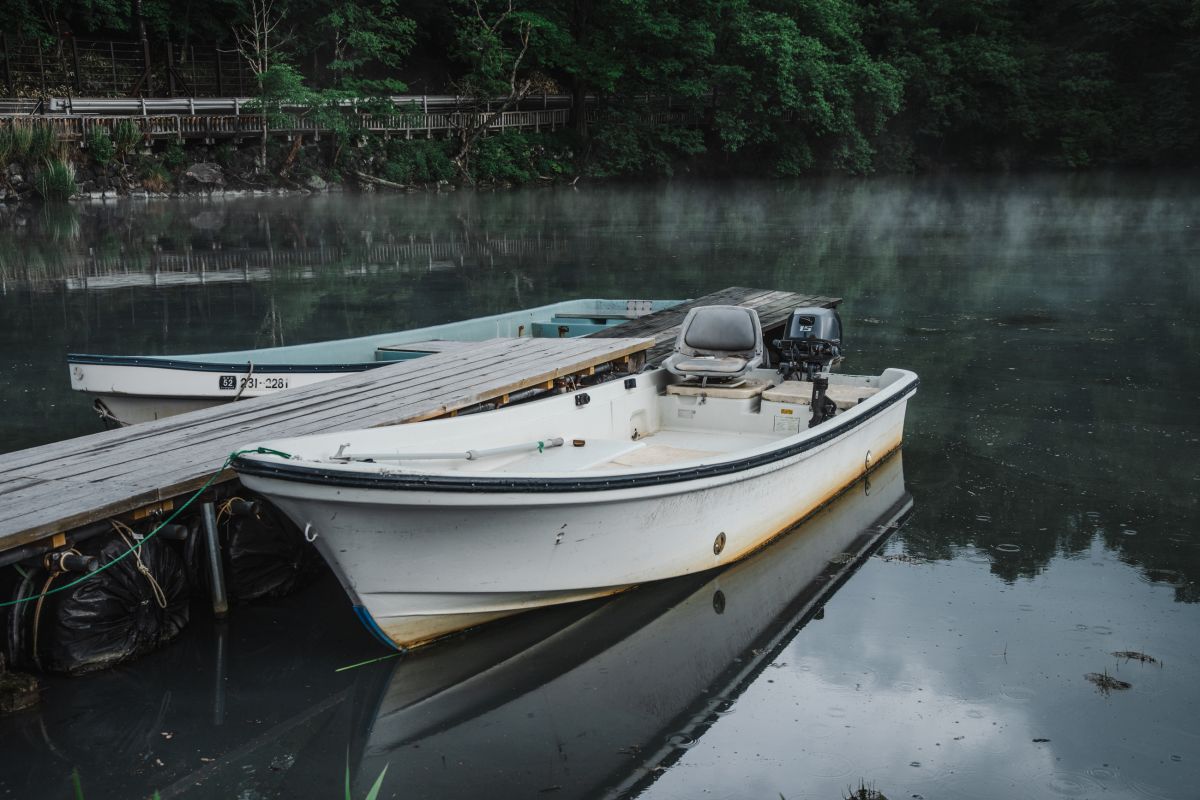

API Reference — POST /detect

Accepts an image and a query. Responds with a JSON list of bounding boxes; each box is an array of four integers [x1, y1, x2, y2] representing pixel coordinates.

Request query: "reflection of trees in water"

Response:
[[899, 436, 1199, 602]]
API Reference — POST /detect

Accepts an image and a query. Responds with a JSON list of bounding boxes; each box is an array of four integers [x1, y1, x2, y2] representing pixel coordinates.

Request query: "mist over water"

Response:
[[1, 173, 1198, 799]]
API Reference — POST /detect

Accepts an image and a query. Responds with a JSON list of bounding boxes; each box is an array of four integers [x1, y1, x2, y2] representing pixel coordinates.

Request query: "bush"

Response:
[[112, 119, 141, 157], [380, 138, 455, 184], [36, 157, 77, 201], [86, 126, 115, 166], [141, 164, 171, 192], [163, 141, 186, 171], [469, 131, 573, 184]]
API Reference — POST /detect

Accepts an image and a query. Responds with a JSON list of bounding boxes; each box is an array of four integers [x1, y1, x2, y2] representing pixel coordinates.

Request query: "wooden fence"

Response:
[[0, 107, 569, 145]]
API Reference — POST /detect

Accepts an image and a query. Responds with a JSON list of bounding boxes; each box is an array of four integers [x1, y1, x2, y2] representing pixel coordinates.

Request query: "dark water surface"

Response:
[[1, 175, 1198, 799]]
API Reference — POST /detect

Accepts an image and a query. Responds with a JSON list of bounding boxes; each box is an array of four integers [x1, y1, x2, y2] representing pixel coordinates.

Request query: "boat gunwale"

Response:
[[65, 353, 387, 372], [232, 375, 919, 494]]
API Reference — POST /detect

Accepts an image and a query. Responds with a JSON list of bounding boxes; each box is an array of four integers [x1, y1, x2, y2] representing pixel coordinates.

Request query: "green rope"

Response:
[[0, 447, 291, 609]]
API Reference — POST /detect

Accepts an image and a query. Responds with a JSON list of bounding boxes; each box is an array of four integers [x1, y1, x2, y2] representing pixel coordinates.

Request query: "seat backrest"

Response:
[[675, 305, 762, 357]]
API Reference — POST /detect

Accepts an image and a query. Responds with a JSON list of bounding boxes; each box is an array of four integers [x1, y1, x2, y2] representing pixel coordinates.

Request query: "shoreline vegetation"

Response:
[[1, 0, 1198, 205]]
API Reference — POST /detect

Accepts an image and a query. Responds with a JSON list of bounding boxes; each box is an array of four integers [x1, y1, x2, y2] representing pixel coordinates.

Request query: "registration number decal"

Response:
[[218, 376, 289, 391]]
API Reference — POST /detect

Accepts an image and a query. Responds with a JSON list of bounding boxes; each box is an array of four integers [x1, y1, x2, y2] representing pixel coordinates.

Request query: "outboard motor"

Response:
[[773, 307, 844, 428]]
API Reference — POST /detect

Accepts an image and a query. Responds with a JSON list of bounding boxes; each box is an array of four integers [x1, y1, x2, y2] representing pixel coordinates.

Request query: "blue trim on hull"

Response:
[[353, 605, 403, 650]]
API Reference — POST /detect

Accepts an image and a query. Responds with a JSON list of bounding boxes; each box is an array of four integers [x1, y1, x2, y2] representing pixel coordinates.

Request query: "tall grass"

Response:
[[36, 157, 77, 201], [27, 122, 55, 160], [10, 120, 34, 159], [113, 119, 141, 157]]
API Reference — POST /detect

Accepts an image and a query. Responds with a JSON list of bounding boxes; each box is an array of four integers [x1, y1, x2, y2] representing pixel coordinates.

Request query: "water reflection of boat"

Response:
[[347, 452, 911, 800], [66, 298, 680, 425]]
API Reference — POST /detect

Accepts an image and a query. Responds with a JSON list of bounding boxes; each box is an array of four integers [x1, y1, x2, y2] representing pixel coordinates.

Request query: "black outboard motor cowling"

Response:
[[773, 307, 844, 428]]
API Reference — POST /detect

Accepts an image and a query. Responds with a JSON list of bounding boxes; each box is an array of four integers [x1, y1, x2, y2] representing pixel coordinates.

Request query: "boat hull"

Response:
[[238, 384, 912, 649], [69, 298, 679, 425]]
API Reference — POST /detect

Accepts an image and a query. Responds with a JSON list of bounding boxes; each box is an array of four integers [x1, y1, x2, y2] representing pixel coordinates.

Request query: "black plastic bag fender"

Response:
[[223, 498, 322, 602], [34, 533, 190, 675]]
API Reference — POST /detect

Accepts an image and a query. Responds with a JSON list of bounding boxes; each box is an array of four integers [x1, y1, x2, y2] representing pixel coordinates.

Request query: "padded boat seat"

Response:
[[663, 305, 763, 382], [666, 379, 772, 399], [762, 380, 880, 410], [670, 355, 750, 375]]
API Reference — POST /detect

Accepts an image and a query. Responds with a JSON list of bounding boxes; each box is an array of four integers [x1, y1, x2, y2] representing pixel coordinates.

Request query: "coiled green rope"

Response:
[[0, 447, 292, 609]]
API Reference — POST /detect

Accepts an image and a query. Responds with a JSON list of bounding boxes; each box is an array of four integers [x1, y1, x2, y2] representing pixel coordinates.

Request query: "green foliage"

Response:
[[141, 162, 172, 192], [587, 107, 705, 177], [3, 0, 1197, 174], [345, 761, 389, 800], [381, 138, 456, 184], [112, 120, 141, 157], [27, 123, 56, 161], [163, 141, 186, 171], [7, 121, 33, 160], [35, 157, 77, 201], [86, 126, 115, 166], [321, 0, 415, 94]]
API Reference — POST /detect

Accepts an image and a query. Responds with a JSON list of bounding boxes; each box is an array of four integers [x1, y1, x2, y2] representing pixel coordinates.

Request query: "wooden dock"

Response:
[[0, 286, 837, 557], [591, 286, 840, 365]]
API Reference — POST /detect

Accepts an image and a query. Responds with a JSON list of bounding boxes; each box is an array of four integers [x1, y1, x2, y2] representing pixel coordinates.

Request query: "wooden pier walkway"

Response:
[[592, 286, 840, 365], [0, 286, 838, 556]]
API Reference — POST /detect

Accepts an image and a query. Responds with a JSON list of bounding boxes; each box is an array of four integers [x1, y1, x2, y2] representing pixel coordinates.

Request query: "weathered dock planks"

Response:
[[588, 286, 840, 364], [0, 336, 651, 553]]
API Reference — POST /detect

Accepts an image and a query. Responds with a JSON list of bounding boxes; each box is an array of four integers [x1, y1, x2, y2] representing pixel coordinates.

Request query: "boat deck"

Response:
[[0, 286, 839, 557]]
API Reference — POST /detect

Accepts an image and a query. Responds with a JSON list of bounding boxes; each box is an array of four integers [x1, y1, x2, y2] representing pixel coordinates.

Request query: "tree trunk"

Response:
[[572, 77, 588, 139]]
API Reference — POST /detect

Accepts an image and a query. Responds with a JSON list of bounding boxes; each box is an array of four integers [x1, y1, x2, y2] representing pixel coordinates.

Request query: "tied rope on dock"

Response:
[[0, 447, 294, 609]]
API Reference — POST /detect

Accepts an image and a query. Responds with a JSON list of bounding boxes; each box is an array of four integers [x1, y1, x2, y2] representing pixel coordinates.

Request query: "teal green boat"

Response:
[[67, 298, 681, 425]]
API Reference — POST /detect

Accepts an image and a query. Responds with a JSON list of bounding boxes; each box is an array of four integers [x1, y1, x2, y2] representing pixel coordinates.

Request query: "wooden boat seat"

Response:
[[762, 380, 881, 410], [666, 379, 773, 400]]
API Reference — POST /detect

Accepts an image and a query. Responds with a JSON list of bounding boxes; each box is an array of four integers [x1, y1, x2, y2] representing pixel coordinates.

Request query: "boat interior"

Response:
[[164, 299, 678, 367], [295, 305, 910, 477]]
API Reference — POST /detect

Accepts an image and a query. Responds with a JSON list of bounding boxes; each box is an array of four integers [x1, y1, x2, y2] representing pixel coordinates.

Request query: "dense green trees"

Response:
[[2, 0, 1196, 175]]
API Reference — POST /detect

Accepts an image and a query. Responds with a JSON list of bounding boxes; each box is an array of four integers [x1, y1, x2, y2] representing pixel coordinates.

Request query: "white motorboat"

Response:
[[233, 305, 919, 649], [67, 298, 680, 425]]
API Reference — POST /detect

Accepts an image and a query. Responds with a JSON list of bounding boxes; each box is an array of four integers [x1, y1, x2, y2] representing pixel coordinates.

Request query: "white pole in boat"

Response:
[[331, 437, 565, 463]]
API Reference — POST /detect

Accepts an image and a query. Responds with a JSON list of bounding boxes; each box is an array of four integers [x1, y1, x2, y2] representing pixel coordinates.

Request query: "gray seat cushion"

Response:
[[682, 308, 759, 352], [670, 355, 750, 374]]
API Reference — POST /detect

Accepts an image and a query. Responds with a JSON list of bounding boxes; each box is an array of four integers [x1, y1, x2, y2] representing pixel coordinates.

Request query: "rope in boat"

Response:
[[0, 447, 294, 609]]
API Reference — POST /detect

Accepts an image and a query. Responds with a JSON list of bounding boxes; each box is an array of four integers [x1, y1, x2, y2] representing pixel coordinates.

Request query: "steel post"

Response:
[[201, 501, 229, 618]]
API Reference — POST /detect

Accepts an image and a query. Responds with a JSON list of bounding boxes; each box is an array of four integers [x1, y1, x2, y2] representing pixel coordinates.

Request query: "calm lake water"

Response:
[[1, 174, 1198, 799]]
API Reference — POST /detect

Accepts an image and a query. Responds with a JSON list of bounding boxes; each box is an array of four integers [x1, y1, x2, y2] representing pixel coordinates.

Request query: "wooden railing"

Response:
[[0, 107, 569, 145]]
